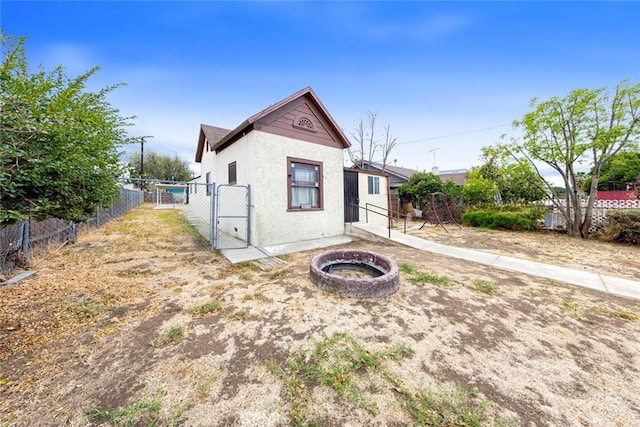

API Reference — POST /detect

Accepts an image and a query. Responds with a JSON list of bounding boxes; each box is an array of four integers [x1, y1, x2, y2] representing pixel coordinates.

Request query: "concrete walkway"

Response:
[[347, 222, 640, 301]]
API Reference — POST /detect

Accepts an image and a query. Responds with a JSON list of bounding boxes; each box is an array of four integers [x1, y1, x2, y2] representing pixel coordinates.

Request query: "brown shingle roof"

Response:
[[354, 161, 418, 180], [195, 124, 231, 163], [438, 172, 468, 186], [202, 124, 230, 143], [356, 161, 469, 185]]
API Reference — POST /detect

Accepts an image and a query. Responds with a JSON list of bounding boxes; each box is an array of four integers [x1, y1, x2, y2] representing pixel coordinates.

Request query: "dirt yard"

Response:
[[406, 221, 640, 282], [1, 205, 639, 426]]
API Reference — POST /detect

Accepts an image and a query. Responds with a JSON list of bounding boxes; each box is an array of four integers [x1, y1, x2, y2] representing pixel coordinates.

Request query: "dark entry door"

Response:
[[343, 170, 359, 222]]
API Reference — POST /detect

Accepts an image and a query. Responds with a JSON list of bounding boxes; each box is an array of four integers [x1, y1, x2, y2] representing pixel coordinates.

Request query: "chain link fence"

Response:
[[179, 182, 250, 250], [214, 184, 250, 250], [116, 179, 218, 247], [1, 187, 143, 278], [1, 179, 253, 278]]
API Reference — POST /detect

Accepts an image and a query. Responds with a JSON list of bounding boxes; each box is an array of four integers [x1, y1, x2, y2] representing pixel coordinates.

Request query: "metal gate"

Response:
[[214, 184, 250, 249], [343, 170, 359, 222]]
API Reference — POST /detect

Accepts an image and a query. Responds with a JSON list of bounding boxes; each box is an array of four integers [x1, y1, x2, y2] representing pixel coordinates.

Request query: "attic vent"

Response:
[[293, 116, 316, 132]]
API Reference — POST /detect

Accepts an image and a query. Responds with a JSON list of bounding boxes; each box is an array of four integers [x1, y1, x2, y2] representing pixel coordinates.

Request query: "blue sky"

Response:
[[3, 1, 639, 176]]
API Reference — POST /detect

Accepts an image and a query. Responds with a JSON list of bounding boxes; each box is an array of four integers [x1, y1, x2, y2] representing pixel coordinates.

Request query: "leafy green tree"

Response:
[[582, 150, 640, 193], [498, 80, 640, 238], [0, 33, 139, 225], [462, 169, 497, 206], [441, 179, 463, 203], [475, 146, 546, 203], [398, 172, 443, 210], [127, 151, 193, 182]]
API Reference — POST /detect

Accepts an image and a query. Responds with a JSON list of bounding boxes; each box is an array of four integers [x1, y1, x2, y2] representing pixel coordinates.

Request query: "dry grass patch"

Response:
[[3, 205, 640, 427], [267, 332, 508, 426], [0, 205, 214, 366], [400, 263, 455, 287]]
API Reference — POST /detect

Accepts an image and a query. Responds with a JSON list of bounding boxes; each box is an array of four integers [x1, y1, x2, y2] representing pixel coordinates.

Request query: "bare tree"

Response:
[[347, 118, 365, 168], [380, 123, 398, 172], [348, 111, 380, 170]]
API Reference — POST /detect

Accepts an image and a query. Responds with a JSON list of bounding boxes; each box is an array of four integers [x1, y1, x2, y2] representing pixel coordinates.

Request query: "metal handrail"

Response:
[[347, 202, 407, 238]]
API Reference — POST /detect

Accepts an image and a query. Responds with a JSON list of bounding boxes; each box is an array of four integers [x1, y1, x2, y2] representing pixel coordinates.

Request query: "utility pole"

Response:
[[140, 137, 145, 179], [139, 136, 153, 188]]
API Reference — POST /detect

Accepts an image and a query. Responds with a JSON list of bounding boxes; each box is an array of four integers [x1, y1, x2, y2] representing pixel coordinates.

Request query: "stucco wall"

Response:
[[245, 131, 345, 247], [191, 130, 346, 247], [357, 172, 389, 228], [196, 149, 216, 185]]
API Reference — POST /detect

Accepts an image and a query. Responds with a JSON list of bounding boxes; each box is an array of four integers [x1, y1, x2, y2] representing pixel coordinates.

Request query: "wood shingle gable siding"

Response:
[[254, 97, 345, 149], [207, 87, 350, 154]]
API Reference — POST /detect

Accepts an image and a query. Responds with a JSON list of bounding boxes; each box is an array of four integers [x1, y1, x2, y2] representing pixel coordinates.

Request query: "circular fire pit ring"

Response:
[[310, 249, 399, 298]]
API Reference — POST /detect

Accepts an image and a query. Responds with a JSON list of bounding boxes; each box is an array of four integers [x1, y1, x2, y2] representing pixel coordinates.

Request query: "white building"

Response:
[[190, 87, 388, 249]]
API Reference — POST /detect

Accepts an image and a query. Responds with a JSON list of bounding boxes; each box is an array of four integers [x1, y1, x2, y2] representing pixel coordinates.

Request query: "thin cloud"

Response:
[[356, 10, 475, 43], [37, 42, 98, 75]]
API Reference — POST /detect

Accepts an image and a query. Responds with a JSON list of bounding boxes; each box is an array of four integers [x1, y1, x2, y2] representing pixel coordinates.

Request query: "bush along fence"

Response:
[[0, 187, 144, 278]]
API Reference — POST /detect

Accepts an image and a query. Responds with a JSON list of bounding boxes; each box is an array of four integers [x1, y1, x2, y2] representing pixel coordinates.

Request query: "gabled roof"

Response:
[[195, 124, 231, 162], [354, 161, 418, 181], [196, 87, 351, 162]]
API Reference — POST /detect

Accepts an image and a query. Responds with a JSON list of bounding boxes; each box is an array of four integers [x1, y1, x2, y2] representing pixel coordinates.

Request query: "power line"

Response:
[[396, 123, 511, 145]]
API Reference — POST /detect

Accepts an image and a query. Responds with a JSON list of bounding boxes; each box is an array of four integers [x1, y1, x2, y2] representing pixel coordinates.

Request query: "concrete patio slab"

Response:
[[260, 235, 354, 257], [220, 235, 354, 264]]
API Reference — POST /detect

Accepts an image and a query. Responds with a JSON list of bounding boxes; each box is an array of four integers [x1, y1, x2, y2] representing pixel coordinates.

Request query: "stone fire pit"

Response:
[[309, 249, 399, 298]]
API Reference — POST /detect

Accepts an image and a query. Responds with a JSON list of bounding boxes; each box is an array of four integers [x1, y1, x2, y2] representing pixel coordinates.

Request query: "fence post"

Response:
[[16, 221, 25, 249], [210, 183, 216, 249], [69, 222, 77, 244], [246, 185, 251, 246], [21, 221, 30, 264]]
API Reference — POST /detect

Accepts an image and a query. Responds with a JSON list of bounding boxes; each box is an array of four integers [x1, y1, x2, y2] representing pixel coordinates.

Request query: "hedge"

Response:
[[603, 209, 640, 245], [461, 206, 545, 231]]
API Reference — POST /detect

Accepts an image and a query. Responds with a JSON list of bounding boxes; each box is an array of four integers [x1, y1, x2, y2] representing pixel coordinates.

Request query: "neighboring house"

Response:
[[353, 161, 467, 213], [431, 167, 468, 186], [343, 167, 389, 225], [189, 87, 388, 249], [596, 183, 638, 201], [351, 162, 417, 214]]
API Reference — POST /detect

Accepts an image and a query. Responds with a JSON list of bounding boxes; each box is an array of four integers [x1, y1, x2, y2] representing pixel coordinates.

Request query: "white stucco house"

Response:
[[189, 87, 388, 249]]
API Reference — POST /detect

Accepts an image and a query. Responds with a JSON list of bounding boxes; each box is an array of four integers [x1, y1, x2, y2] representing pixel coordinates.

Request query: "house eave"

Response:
[[212, 122, 253, 153]]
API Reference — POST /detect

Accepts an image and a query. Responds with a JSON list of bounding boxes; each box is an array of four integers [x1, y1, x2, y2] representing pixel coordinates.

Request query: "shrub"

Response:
[[461, 205, 545, 231], [602, 209, 640, 245]]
